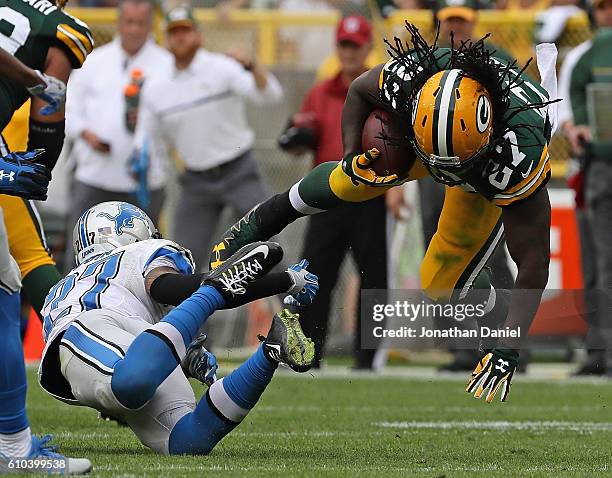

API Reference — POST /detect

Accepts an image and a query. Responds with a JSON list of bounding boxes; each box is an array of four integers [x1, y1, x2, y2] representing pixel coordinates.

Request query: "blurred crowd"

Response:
[[71, 0, 585, 15]]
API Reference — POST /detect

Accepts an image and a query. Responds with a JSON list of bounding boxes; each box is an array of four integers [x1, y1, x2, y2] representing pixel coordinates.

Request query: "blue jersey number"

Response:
[[79, 253, 123, 311], [42, 252, 124, 339]]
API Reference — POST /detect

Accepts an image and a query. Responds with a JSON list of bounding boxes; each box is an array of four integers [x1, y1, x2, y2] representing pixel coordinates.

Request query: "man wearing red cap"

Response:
[[278, 15, 386, 370]]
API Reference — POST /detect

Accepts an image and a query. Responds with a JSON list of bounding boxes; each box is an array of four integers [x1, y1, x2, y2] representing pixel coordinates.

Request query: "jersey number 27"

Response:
[[42, 252, 124, 340]]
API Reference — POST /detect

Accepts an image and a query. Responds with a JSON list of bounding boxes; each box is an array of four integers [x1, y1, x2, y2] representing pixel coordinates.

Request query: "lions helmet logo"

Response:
[[96, 203, 151, 236]]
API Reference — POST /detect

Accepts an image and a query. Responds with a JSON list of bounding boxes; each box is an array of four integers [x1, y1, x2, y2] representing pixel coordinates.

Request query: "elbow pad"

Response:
[[27, 119, 65, 171]]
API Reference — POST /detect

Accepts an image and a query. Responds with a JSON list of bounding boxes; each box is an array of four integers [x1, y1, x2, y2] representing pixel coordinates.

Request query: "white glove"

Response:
[[26, 70, 67, 115]]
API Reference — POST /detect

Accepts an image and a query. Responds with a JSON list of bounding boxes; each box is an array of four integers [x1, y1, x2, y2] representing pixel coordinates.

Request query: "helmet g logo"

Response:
[[476, 95, 491, 133]]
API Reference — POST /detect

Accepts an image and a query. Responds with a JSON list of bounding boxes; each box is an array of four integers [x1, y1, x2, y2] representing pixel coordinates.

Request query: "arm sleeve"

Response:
[[149, 272, 204, 306], [227, 59, 284, 105], [557, 41, 591, 126], [27, 119, 65, 170], [569, 54, 591, 126], [149, 271, 294, 307]]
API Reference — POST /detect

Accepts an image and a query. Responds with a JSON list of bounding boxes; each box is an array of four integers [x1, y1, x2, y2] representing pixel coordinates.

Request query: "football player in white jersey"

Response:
[[38, 201, 318, 455]]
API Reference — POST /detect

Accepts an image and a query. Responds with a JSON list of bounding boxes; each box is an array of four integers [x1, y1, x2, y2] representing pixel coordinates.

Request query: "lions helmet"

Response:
[[73, 201, 160, 266], [411, 69, 493, 185]]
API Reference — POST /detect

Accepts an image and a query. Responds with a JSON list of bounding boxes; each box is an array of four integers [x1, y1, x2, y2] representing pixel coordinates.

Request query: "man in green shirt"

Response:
[[562, 0, 612, 377]]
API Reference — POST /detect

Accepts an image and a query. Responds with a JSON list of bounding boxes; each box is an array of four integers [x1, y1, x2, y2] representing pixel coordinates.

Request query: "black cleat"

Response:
[[258, 309, 315, 373], [201, 241, 283, 304]]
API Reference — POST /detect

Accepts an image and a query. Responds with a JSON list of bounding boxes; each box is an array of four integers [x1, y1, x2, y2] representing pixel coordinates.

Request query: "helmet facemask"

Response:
[[414, 143, 491, 186]]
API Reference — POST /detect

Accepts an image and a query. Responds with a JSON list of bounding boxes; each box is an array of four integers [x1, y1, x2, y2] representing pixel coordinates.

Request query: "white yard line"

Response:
[[375, 420, 612, 432]]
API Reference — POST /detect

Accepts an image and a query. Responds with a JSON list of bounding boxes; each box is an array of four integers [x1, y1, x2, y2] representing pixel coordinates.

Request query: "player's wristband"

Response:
[[491, 348, 519, 364], [27, 119, 65, 170]]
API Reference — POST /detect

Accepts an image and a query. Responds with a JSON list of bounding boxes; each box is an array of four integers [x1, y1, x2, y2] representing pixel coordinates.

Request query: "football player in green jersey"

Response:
[[209, 24, 558, 403], [0, 0, 93, 168], [0, 0, 93, 473], [0, 46, 66, 114], [0, 45, 63, 201], [0, 0, 94, 317]]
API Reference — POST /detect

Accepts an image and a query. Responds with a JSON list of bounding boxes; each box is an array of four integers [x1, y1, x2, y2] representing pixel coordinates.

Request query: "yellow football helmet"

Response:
[[411, 69, 493, 185]]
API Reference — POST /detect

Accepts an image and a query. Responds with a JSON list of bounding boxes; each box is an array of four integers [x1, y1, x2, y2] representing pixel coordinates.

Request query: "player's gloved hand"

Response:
[[192, 335, 218, 387], [0, 150, 51, 200], [284, 259, 319, 307], [200, 346, 218, 387], [26, 71, 67, 115], [342, 148, 400, 187], [466, 348, 518, 403]]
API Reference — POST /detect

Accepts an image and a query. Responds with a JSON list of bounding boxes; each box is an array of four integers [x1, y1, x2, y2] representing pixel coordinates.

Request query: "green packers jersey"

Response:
[[0, 0, 93, 128], [569, 28, 612, 159], [380, 48, 552, 207]]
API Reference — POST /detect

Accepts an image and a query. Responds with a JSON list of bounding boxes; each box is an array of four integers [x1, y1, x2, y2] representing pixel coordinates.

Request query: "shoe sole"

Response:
[[277, 311, 315, 373]]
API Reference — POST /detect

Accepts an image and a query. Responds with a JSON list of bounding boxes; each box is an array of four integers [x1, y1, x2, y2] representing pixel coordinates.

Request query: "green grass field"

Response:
[[26, 367, 611, 477]]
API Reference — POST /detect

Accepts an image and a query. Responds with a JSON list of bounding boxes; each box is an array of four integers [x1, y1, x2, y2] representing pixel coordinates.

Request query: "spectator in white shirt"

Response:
[[135, 6, 283, 268], [64, 0, 172, 270]]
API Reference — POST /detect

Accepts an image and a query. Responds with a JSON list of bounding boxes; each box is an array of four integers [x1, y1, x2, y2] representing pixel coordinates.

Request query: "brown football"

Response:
[[361, 109, 415, 177]]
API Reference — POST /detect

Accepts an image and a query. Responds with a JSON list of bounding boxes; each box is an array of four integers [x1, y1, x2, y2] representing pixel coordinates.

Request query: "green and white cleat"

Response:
[[259, 309, 315, 373]]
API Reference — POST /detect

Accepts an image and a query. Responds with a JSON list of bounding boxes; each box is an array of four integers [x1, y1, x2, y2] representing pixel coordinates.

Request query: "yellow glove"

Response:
[[466, 348, 518, 403], [341, 148, 401, 187]]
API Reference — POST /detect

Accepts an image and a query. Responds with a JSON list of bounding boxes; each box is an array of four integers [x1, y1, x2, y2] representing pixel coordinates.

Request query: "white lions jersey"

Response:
[[41, 239, 195, 346]]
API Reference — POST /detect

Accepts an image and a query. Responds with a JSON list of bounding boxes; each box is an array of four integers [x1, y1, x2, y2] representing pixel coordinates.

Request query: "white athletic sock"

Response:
[[0, 427, 32, 458]]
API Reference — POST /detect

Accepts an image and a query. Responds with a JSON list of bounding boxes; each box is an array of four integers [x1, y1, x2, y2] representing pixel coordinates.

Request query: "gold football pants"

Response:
[[327, 162, 503, 301]]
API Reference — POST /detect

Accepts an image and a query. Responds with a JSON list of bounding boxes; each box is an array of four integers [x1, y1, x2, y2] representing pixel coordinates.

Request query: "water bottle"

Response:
[[124, 68, 144, 133]]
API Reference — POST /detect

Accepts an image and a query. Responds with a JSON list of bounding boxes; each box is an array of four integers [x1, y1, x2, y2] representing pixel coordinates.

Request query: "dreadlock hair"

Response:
[[384, 22, 559, 149]]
